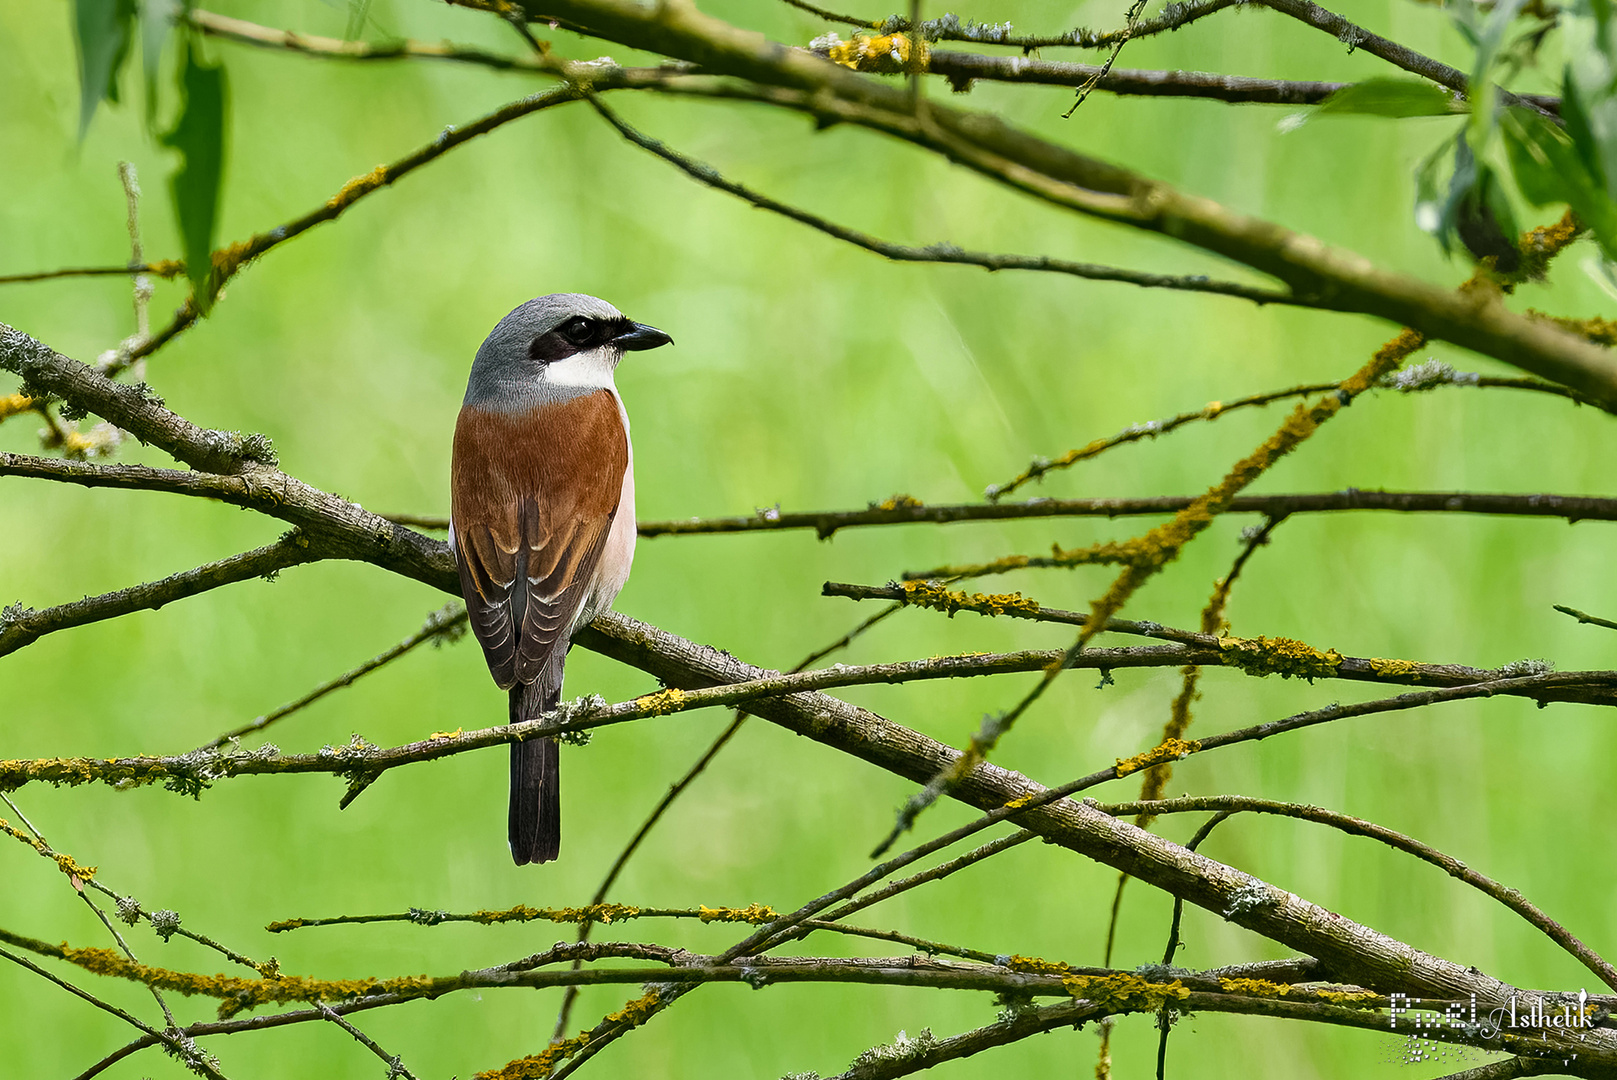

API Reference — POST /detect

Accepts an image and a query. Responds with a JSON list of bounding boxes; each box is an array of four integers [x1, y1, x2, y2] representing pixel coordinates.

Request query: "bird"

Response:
[[450, 294, 671, 864]]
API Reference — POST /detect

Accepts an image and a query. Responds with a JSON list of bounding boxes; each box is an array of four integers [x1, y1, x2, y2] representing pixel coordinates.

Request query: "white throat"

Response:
[[543, 346, 619, 390]]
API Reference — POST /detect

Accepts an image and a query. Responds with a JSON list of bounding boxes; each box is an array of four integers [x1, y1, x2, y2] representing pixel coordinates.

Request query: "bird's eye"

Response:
[[558, 317, 596, 346]]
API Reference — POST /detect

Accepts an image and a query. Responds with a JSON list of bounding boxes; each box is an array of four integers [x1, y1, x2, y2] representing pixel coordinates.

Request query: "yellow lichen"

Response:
[[1217, 977, 1379, 1006], [0, 817, 97, 881], [477, 991, 664, 1080], [1527, 308, 1617, 346], [1062, 971, 1191, 1010], [474, 1030, 592, 1080], [825, 33, 927, 73], [209, 238, 255, 280], [1005, 957, 1190, 1010], [429, 727, 464, 740], [327, 164, 390, 210], [0, 393, 36, 421], [1004, 955, 1072, 976], [1218, 635, 1344, 680], [697, 903, 777, 924], [1002, 792, 1039, 811], [12, 933, 437, 1019], [872, 493, 925, 511], [1114, 738, 1201, 778], [635, 689, 686, 716], [1218, 976, 1295, 997], [1309, 987, 1381, 1005], [1368, 657, 1419, 678], [900, 579, 1041, 619], [470, 903, 640, 925]]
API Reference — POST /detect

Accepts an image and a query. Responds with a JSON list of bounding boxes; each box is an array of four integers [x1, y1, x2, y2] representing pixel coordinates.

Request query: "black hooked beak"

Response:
[[614, 321, 673, 351]]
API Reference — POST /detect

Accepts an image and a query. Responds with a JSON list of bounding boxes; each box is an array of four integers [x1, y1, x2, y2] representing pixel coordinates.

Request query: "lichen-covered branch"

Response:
[[486, 1, 1616, 400], [5, 644, 1610, 796]]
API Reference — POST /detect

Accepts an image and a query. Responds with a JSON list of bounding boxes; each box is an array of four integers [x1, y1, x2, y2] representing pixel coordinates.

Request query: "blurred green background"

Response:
[[4, 0, 1617, 1076]]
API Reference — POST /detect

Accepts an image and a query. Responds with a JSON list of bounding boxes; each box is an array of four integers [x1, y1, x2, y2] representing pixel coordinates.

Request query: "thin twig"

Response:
[[0, 796, 178, 1028], [552, 601, 903, 1037], [315, 1004, 420, 1080], [587, 95, 1296, 306], [872, 335, 1421, 853], [987, 368, 1602, 502], [5, 655, 1610, 797], [199, 603, 468, 750], [0, 947, 228, 1080], [1099, 795, 1617, 992], [380, 483, 1617, 539], [0, 263, 183, 287], [0, 534, 321, 660], [1555, 604, 1617, 633]]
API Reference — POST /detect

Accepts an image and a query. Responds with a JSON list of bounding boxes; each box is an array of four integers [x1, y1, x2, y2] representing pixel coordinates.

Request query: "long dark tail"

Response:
[[508, 664, 563, 865]]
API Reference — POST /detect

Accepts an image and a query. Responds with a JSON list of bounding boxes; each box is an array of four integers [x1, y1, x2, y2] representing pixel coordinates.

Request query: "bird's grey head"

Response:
[[464, 293, 672, 409]]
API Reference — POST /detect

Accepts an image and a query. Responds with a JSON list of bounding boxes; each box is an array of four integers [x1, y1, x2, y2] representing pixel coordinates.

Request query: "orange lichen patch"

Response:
[[697, 903, 777, 925], [1217, 635, 1343, 680], [1113, 738, 1200, 778], [900, 579, 1041, 618], [872, 493, 925, 511], [0, 817, 96, 881]]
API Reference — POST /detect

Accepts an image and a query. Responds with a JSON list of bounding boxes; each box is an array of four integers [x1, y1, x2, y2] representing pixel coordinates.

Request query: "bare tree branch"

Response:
[[1097, 794, 1617, 991], [0, 534, 319, 660], [198, 603, 468, 750], [588, 94, 1294, 304]]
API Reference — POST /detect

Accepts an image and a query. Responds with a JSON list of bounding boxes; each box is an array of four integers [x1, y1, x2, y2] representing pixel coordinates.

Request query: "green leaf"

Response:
[[1560, 67, 1608, 190], [1501, 106, 1617, 258], [1465, 0, 1529, 157], [141, 0, 177, 125], [1313, 78, 1461, 119], [1562, 0, 1617, 201], [73, 0, 137, 138], [161, 37, 228, 313]]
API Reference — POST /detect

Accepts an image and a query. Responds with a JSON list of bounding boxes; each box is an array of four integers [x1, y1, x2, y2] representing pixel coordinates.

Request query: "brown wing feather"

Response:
[[451, 391, 629, 691]]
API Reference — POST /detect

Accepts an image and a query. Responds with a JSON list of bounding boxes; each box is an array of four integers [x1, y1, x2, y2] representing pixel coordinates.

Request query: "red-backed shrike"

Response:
[[450, 294, 671, 864]]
